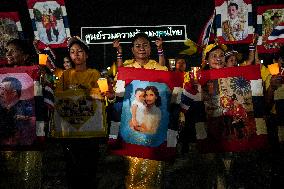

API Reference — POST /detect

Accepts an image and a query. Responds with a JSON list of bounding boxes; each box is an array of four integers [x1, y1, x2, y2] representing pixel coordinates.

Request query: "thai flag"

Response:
[[43, 79, 55, 109], [267, 23, 284, 43], [198, 10, 216, 47], [43, 47, 56, 69], [40, 47, 56, 109]]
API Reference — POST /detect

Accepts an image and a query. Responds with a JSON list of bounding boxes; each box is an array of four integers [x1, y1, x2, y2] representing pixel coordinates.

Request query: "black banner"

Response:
[[81, 25, 187, 44]]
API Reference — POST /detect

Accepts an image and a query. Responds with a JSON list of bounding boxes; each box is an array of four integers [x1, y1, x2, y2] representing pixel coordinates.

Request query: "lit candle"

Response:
[[97, 78, 109, 93], [268, 63, 280, 75], [192, 67, 200, 81], [39, 54, 48, 65]]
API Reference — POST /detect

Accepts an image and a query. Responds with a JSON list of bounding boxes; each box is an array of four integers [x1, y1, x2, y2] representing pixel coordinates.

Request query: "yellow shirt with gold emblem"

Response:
[[55, 68, 101, 97], [123, 59, 168, 71]]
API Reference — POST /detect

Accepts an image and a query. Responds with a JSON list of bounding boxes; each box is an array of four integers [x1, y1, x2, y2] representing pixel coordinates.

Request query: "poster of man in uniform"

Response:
[[27, 0, 70, 49], [0, 70, 36, 147], [216, 0, 253, 44]]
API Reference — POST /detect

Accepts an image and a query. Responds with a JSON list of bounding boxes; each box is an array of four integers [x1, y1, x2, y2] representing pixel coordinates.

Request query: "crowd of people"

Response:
[[0, 27, 283, 189]]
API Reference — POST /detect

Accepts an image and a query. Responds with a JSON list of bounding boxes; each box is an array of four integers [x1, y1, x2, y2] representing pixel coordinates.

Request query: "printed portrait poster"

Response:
[[27, 0, 71, 49], [194, 65, 268, 153], [0, 12, 23, 66], [109, 68, 184, 160], [257, 5, 284, 54], [0, 66, 43, 149], [215, 0, 254, 44], [52, 89, 108, 138]]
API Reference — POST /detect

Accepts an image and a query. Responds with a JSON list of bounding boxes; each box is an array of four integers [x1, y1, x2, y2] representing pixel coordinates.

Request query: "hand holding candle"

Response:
[[97, 78, 109, 93], [268, 63, 280, 75], [39, 54, 48, 65]]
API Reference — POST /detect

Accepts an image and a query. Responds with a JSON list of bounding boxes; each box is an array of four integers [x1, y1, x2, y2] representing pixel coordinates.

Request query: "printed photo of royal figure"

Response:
[[32, 1, 67, 45], [0, 74, 36, 146], [222, 0, 248, 41], [120, 80, 170, 147]]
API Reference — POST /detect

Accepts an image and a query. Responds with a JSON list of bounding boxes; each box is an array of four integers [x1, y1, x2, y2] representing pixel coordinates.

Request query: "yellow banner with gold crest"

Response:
[[51, 89, 107, 138]]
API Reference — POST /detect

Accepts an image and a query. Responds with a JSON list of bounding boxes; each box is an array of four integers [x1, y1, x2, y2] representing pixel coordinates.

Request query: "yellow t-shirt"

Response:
[[55, 68, 101, 96], [260, 65, 272, 90], [53, 68, 64, 79], [260, 65, 277, 114], [123, 59, 168, 71]]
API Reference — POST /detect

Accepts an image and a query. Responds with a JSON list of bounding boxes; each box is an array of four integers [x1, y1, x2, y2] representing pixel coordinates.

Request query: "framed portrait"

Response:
[[194, 65, 268, 153], [109, 68, 184, 160], [52, 89, 108, 138], [0, 66, 44, 150], [27, 0, 71, 49], [215, 0, 254, 44], [0, 12, 24, 66], [256, 4, 284, 54]]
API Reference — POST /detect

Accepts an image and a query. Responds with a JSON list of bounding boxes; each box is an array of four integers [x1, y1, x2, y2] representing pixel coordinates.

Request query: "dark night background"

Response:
[[1, 0, 282, 71], [1, 1, 284, 188]]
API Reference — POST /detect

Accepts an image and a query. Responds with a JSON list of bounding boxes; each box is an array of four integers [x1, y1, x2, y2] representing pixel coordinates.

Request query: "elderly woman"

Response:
[[113, 32, 167, 69]]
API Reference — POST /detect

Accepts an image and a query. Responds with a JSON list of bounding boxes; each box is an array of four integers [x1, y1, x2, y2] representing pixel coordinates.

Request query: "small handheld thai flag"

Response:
[[198, 10, 216, 47]]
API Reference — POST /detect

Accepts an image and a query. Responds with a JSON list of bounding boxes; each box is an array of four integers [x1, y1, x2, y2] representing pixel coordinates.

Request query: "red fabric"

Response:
[[117, 67, 184, 90], [257, 45, 281, 54], [197, 135, 269, 153], [37, 38, 68, 49], [218, 34, 254, 45], [0, 65, 39, 77], [215, 0, 251, 6], [0, 59, 8, 67], [108, 139, 176, 161], [27, 0, 65, 8], [0, 12, 20, 21], [198, 64, 261, 86], [257, 4, 284, 15]]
